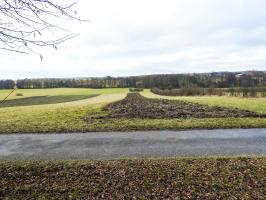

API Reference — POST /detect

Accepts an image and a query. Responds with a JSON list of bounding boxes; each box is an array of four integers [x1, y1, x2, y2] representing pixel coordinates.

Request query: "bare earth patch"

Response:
[[0, 158, 265, 199], [103, 93, 266, 119]]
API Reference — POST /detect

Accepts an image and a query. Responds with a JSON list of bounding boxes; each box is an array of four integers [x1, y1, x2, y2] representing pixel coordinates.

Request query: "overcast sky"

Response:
[[1, 0, 266, 79]]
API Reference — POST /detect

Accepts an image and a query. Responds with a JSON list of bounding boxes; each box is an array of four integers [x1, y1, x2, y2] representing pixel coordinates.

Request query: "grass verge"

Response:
[[0, 157, 265, 199]]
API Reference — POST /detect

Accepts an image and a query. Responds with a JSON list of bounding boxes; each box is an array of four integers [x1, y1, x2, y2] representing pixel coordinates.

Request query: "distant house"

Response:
[[235, 71, 257, 78], [235, 73, 244, 78]]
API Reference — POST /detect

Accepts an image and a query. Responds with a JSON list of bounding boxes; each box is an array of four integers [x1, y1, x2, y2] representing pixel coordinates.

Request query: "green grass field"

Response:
[[0, 88, 127, 100], [1, 88, 266, 133], [142, 89, 266, 114], [0, 95, 100, 107]]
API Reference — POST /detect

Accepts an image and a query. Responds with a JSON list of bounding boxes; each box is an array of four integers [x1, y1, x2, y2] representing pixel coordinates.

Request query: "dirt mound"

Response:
[[103, 93, 266, 119]]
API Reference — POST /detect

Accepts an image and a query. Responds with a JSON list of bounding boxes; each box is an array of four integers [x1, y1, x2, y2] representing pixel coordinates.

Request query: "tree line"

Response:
[[151, 87, 266, 97], [0, 71, 266, 89], [0, 80, 15, 89]]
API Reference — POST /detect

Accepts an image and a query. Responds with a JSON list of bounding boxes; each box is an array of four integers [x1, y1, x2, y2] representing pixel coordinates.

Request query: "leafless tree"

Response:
[[0, 0, 86, 58]]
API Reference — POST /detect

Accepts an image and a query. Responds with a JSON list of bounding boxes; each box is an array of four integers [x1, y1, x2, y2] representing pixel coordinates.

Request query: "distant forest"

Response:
[[1, 71, 266, 89]]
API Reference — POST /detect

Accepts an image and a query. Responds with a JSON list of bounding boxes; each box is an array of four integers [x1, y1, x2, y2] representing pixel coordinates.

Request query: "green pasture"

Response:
[[141, 89, 266, 114], [0, 88, 128, 107], [0, 88, 127, 100], [0, 88, 266, 133]]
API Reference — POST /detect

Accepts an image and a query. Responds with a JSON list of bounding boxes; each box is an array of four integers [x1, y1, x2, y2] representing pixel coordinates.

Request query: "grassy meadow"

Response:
[[142, 89, 266, 114], [0, 88, 266, 133]]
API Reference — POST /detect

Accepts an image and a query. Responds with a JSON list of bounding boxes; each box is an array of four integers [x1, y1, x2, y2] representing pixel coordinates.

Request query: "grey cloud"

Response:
[[1, 0, 266, 78]]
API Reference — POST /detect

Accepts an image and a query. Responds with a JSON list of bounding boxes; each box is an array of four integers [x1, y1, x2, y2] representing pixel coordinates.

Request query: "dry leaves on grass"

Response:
[[0, 158, 265, 199]]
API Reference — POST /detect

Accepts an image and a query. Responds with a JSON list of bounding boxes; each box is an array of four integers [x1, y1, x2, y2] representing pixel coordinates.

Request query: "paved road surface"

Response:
[[0, 129, 265, 159]]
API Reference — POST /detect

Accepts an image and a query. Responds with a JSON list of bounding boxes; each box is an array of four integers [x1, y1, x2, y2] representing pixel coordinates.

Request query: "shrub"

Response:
[[129, 88, 143, 92], [151, 87, 266, 98]]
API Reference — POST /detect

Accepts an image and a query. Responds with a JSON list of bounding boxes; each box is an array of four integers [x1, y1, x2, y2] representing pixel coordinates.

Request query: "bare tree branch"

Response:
[[0, 0, 87, 57]]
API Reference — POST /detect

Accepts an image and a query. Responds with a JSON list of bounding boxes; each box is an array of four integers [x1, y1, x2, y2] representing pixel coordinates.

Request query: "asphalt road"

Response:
[[0, 129, 265, 160]]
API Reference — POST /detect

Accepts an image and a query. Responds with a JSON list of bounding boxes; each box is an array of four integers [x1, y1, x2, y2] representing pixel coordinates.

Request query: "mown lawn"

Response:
[[0, 157, 265, 199], [1, 88, 266, 133]]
